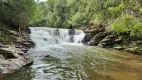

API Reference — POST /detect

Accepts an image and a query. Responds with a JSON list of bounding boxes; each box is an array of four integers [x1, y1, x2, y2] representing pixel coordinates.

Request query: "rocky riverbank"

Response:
[[78, 23, 142, 55], [0, 29, 34, 77]]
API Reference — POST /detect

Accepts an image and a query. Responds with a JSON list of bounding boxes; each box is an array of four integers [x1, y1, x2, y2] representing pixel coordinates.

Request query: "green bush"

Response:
[[111, 15, 142, 37], [68, 12, 88, 26]]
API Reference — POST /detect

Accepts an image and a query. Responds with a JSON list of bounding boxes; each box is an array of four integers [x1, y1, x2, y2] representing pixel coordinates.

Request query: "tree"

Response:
[[0, 0, 36, 29]]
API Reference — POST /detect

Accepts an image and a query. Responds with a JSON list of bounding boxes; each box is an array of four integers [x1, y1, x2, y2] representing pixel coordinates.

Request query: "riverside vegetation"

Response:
[[0, 0, 142, 77]]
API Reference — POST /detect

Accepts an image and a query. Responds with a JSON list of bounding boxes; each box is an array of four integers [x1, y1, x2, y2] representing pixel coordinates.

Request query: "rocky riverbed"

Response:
[[0, 29, 34, 77]]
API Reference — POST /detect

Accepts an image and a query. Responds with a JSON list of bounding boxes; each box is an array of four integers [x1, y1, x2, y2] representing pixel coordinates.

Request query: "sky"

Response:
[[35, 0, 47, 2]]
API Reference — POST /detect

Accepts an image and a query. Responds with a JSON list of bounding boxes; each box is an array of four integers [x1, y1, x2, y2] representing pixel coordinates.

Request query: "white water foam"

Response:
[[29, 27, 85, 50]]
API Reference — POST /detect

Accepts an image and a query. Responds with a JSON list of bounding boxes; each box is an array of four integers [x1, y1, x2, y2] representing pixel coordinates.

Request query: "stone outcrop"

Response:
[[98, 35, 122, 48], [82, 23, 106, 45], [87, 32, 106, 46], [0, 32, 34, 76], [78, 23, 142, 55]]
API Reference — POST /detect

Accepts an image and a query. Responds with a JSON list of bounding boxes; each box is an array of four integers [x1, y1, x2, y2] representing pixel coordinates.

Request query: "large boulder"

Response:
[[83, 33, 92, 44], [98, 35, 122, 48], [100, 35, 115, 43], [88, 32, 106, 46]]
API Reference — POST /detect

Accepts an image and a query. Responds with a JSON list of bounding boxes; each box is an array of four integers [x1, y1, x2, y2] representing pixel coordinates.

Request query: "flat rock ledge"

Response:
[[0, 33, 34, 77], [0, 46, 32, 77]]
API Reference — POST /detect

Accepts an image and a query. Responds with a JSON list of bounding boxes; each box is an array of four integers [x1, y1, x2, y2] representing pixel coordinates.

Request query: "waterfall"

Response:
[[29, 27, 85, 49]]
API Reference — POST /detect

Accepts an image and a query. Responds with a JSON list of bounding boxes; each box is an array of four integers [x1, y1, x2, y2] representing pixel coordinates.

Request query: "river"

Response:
[[1, 27, 142, 80]]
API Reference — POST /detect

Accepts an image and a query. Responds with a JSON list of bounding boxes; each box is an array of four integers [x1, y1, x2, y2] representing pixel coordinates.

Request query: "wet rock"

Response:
[[113, 46, 124, 50], [22, 42, 31, 47], [98, 35, 121, 48], [21, 48, 28, 53], [98, 26, 105, 32], [90, 26, 96, 29], [90, 29, 98, 33], [84, 29, 91, 33], [0, 43, 5, 47], [15, 45, 22, 48], [88, 32, 106, 46], [83, 33, 92, 44], [0, 49, 17, 59], [0, 59, 19, 74], [23, 61, 33, 67], [124, 47, 142, 55], [100, 36, 114, 43], [0, 30, 34, 75], [0, 55, 4, 59], [90, 29, 99, 37], [45, 55, 50, 58], [18, 52, 25, 56], [87, 41, 95, 46], [0, 43, 9, 48]]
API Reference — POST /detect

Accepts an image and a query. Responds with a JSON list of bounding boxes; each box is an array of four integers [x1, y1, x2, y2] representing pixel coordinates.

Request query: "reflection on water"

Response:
[[1, 45, 142, 80]]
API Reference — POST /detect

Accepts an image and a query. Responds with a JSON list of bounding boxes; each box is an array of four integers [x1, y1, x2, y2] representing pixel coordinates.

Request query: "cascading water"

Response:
[[29, 27, 85, 46], [29, 27, 86, 58], [27, 27, 87, 80], [1, 27, 142, 80]]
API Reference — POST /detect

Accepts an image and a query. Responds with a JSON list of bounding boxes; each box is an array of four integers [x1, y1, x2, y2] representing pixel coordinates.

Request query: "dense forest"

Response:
[[0, 0, 142, 37]]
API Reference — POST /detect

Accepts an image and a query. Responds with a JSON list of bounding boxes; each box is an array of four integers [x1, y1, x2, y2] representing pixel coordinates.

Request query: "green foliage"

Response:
[[68, 12, 88, 26], [108, 3, 124, 18], [0, 0, 142, 38], [130, 22, 142, 37], [139, 8, 142, 14], [0, 0, 36, 29], [111, 15, 142, 37]]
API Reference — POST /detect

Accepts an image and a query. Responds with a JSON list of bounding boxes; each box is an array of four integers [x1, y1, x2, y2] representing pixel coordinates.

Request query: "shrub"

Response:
[[111, 15, 142, 37]]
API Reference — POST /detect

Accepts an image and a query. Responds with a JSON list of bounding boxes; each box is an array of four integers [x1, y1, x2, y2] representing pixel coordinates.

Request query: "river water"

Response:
[[1, 27, 142, 80]]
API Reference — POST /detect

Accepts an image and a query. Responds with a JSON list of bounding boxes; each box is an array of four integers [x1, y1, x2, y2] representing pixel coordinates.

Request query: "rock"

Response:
[[0, 59, 19, 74], [113, 46, 124, 50], [90, 29, 98, 37], [22, 42, 31, 48], [0, 49, 17, 59], [124, 47, 142, 54], [84, 30, 90, 33], [83, 33, 92, 44], [18, 52, 25, 56], [98, 43, 107, 48], [87, 41, 95, 46], [0, 43, 9, 48], [90, 29, 98, 33], [89, 32, 106, 46], [98, 26, 105, 32], [21, 48, 28, 53], [3, 69, 17, 75], [0, 30, 34, 76], [24, 34, 29, 36], [23, 61, 33, 67], [45, 55, 49, 57], [0, 43, 4, 47], [0, 55, 5, 59], [101, 38, 113, 43], [98, 35, 118, 48], [15, 45, 22, 48]]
